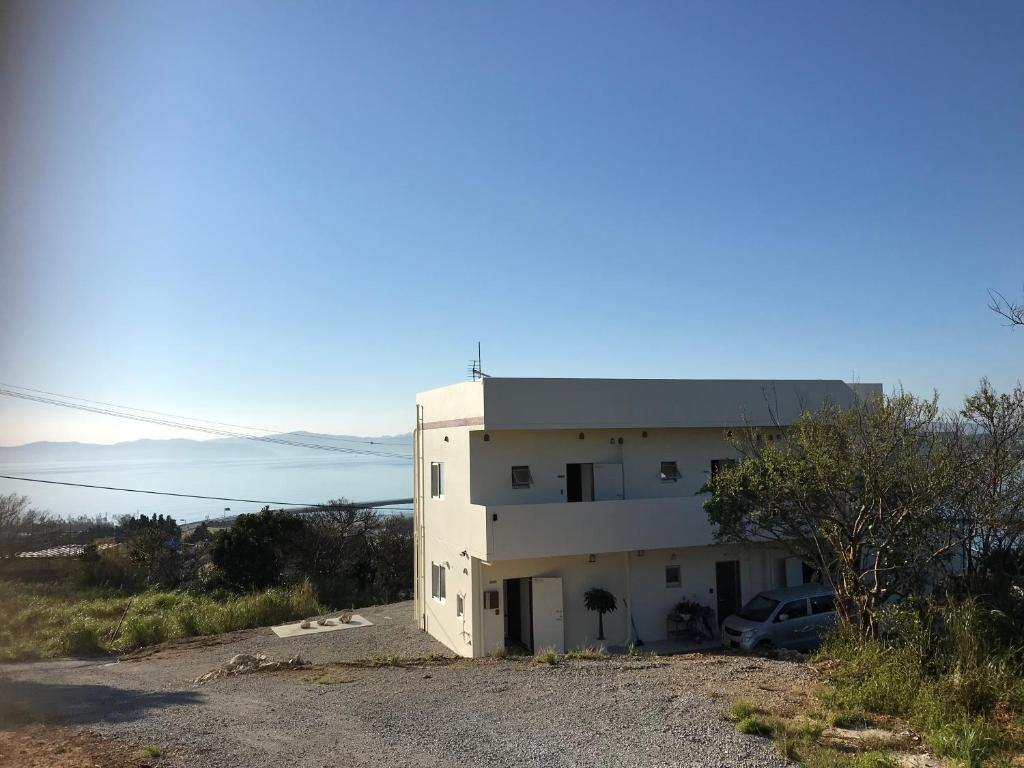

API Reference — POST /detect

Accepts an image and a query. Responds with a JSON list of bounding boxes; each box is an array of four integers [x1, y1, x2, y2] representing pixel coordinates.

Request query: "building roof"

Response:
[[417, 377, 882, 430]]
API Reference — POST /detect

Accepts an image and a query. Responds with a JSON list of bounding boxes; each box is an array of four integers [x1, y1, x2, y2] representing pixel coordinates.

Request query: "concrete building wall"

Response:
[[480, 378, 876, 431], [469, 427, 745, 506], [474, 543, 792, 656]]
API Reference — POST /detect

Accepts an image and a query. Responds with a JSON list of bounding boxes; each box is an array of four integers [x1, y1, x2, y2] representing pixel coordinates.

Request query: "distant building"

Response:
[[413, 377, 881, 656]]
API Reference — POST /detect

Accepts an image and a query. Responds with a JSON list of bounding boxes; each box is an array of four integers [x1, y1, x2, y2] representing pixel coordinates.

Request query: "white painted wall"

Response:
[[471, 543, 791, 657], [469, 427, 743, 506]]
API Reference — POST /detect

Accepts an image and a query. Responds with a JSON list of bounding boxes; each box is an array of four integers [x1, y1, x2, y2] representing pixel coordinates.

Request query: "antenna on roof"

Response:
[[468, 341, 489, 380]]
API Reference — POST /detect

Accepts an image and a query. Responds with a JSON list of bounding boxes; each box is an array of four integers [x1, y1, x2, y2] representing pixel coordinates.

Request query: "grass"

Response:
[[730, 700, 758, 721], [736, 715, 777, 737], [535, 648, 561, 665], [0, 579, 320, 660], [136, 744, 163, 758], [301, 670, 354, 685], [812, 600, 1024, 767]]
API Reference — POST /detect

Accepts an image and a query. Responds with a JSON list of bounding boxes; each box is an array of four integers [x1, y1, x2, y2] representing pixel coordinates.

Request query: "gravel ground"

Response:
[[0, 601, 813, 768]]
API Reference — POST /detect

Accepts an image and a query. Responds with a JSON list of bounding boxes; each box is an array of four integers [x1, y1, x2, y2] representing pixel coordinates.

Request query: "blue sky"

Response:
[[1, 0, 1022, 446]]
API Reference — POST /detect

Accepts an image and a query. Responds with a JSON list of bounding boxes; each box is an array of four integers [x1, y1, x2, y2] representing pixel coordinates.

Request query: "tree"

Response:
[[584, 587, 617, 641], [989, 288, 1024, 327], [0, 494, 57, 559], [210, 508, 306, 591], [120, 514, 183, 588], [184, 521, 213, 544], [705, 391, 961, 637], [956, 380, 1024, 570]]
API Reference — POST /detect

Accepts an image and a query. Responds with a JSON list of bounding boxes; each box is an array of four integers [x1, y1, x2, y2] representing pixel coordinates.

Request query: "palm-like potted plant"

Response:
[[584, 588, 617, 641]]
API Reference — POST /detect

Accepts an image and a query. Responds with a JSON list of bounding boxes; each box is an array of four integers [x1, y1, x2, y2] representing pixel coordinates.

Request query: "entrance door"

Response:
[[530, 577, 564, 653], [715, 560, 741, 626], [566, 464, 594, 503], [503, 578, 533, 652]]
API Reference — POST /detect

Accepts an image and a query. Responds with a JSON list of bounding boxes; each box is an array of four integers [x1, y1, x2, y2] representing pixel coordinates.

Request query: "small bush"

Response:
[[535, 649, 561, 666], [488, 646, 509, 659], [736, 715, 776, 737], [136, 744, 163, 758], [927, 719, 999, 768], [53, 621, 104, 657], [730, 700, 757, 721], [564, 645, 608, 661]]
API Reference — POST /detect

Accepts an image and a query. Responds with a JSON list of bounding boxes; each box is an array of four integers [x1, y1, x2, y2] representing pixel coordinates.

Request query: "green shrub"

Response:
[[53, 621, 104, 657], [535, 649, 561, 665], [736, 715, 776, 737], [817, 599, 1021, 765], [927, 718, 999, 768], [730, 700, 757, 721], [564, 646, 608, 661]]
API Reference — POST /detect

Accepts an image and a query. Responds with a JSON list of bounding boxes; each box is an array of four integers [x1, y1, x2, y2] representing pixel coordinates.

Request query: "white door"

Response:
[[785, 557, 805, 587], [530, 577, 564, 653], [593, 462, 624, 500]]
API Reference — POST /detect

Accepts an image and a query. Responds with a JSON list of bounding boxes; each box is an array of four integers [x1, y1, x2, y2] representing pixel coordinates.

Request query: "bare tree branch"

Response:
[[989, 288, 1024, 327]]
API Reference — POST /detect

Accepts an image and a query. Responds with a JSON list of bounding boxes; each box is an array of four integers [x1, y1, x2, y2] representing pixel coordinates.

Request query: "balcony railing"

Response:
[[473, 495, 715, 561]]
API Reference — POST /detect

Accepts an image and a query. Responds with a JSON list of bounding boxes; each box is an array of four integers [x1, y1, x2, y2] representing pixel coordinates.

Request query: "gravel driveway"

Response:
[[0, 601, 811, 768]]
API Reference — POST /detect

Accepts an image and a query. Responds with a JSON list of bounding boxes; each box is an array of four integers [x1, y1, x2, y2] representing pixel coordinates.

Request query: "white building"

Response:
[[413, 377, 881, 657]]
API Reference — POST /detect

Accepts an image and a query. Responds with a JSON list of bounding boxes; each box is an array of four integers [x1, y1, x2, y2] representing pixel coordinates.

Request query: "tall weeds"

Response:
[[0, 579, 321, 660], [818, 598, 1021, 766]]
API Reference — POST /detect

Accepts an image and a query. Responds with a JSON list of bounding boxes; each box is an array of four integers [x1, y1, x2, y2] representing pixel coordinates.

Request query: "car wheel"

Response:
[[754, 640, 773, 655]]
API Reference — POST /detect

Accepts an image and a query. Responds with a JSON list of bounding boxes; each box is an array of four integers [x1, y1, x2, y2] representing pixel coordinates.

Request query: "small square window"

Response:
[[665, 565, 681, 587], [430, 462, 445, 498], [659, 461, 680, 482], [456, 594, 465, 617], [511, 465, 532, 489]]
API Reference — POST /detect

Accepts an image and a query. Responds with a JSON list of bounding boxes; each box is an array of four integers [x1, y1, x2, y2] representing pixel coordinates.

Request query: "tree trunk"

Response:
[[598, 612, 605, 640]]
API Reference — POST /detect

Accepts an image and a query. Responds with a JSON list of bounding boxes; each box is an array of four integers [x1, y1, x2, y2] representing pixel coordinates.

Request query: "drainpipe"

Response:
[[414, 404, 425, 631], [624, 550, 633, 646]]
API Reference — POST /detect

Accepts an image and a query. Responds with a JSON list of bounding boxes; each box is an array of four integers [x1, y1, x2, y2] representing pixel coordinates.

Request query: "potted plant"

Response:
[[584, 588, 617, 641], [674, 598, 702, 622]]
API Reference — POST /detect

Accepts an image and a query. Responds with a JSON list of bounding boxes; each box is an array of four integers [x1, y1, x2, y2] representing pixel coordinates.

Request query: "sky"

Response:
[[1, 0, 1022, 447]]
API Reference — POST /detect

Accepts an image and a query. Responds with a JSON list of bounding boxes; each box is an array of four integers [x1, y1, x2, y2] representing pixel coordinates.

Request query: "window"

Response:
[[665, 565, 681, 587], [774, 598, 809, 622], [811, 594, 836, 615], [456, 594, 464, 617], [710, 458, 737, 477], [511, 465, 532, 489], [659, 461, 681, 482], [431, 562, 446, 602], [430, 462, 444, 498]]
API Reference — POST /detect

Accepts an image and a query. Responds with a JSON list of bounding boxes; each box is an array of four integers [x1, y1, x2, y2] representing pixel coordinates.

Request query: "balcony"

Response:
[[473, 495, 715, 562]]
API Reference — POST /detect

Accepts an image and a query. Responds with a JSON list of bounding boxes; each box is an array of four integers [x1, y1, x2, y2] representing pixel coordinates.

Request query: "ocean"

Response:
[[0, 455, 412, 523]]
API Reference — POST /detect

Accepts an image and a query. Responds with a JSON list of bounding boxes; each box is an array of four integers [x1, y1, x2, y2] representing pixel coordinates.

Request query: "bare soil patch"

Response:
[[0, 725, 164, 768]]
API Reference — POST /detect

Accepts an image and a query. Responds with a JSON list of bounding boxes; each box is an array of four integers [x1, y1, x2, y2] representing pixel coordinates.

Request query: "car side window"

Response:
[[774, 598, 809, 622], [811, 595, 836, 615]]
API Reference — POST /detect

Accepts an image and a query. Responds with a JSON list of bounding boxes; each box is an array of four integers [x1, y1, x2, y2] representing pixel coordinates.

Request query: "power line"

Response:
[[0, 474, 413, 510], [0, 382, 411, 448], [0, 474, 324, 506], [0, 388, 412, 461]]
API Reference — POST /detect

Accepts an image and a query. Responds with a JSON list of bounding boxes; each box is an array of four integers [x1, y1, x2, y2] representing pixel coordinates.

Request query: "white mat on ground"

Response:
[[271, 614, 373, 638]]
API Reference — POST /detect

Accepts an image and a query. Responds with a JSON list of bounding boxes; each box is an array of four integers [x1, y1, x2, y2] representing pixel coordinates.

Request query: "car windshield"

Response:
[[738, 594, 781, 622]]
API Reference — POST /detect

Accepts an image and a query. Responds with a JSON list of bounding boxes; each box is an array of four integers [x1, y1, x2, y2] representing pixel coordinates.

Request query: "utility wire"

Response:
[[0, 474, 325, 506], [0, 382, 410, 448], [0, 388, 412, 461], [0, 474, 413, 509]]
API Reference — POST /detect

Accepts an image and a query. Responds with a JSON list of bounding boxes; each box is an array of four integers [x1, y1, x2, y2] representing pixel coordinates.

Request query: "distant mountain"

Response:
[[0, 432, 414, 463]]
